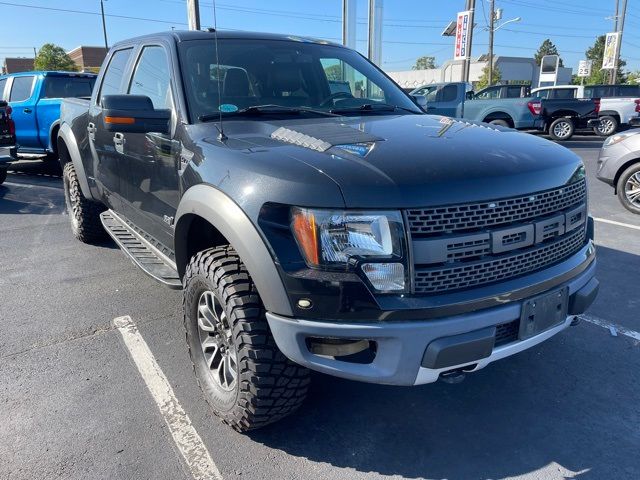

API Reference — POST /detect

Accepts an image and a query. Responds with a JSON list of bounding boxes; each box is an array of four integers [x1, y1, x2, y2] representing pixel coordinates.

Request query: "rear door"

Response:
[[425, 84, 462, 117], [89, 47, 134, 211], [119, 44, 179, 248], [8, 75, 38, 148]]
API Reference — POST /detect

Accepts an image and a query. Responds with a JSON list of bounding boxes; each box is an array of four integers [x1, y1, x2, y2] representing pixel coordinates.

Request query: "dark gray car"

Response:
[[596, 130, 640, 214], [57, 30, 598, 431]]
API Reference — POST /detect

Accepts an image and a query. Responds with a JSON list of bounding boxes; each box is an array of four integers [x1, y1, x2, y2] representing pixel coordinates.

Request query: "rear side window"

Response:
[[438, 84, 458, 102], [615, 85, 640, 97], [9, 76, 35, 102], [553, 88, 576, 99], [0, 78, 6, 100], [43, 77, 95, 99], [533, 89, 549, 99], [128, 46, 172, 109], [98, 48, 133, 102], [506, 86, 523, 98]]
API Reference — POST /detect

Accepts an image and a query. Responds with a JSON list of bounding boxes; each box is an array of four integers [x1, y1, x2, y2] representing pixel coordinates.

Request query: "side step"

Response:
[[100, 210, 182, 289]]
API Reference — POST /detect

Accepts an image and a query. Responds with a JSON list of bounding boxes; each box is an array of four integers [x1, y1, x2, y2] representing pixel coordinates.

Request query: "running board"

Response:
[[100, 210, 182, 289]]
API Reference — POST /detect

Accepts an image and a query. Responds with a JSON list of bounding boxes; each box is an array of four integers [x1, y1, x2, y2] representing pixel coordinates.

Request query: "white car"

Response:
[[532, 84, 640, 136]]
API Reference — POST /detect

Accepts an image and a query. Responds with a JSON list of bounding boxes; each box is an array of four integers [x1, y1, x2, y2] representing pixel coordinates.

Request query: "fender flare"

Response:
[[48, 120, 61, 153], [175, 184, 293, 317], [57, 123, 93, 199]]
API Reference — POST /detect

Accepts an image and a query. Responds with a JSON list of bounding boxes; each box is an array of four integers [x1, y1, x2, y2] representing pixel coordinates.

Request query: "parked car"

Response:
[[538, 97, 601, 141], [58, 30, 598, 431], [532, 85, 640, 136], [410, 82, 541, 129], [474, 84, 531, 99], [596, 130, 640, 214], [0, 71, 96, 161], [0, 100, 16, 185]]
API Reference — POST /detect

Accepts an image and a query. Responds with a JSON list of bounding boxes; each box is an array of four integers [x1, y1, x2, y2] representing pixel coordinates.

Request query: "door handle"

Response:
[[23, 108, 32, 114], [113, 132, 125, 154], [87, 122, 96, 141]]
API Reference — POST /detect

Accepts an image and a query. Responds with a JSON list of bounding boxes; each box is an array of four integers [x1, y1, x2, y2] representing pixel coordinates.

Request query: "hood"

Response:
[[197, 114, 584, 209]]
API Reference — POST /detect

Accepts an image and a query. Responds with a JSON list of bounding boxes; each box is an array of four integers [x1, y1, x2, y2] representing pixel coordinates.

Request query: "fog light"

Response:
[[361, 263, 405, 291]]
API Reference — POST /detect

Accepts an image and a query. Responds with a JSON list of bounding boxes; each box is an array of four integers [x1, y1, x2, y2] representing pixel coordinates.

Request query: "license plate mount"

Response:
[[519, 287, 569, 341]]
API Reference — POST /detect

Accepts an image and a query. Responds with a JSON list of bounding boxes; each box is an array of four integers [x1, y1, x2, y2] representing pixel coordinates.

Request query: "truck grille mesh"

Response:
[[414, 228, 585, 294], [406, 180, 587, 236]]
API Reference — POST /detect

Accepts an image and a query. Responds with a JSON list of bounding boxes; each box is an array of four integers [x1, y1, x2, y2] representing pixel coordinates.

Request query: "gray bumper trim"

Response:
[[266, 259, 596, 386]]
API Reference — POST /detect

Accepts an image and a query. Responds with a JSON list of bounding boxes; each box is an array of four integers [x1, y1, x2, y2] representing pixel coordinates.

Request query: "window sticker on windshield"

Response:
[[219, 104, 238, 113]]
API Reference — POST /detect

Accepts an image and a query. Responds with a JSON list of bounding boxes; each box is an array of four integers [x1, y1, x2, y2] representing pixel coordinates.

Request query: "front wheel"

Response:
[[594, 115, 618, 137], [548, 117, 575, 141], [183, 246, 310, 431], [616, 163, 640, 214], [62, 162, 106, 243]]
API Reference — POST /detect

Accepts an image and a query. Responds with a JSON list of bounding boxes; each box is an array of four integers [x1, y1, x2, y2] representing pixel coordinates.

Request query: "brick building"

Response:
[[67, 46, 108, 73], [2, 57, 35, 74]]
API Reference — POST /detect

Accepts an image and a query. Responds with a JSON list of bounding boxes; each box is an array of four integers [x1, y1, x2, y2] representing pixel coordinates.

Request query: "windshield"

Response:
[[179, 38, 421, 121]]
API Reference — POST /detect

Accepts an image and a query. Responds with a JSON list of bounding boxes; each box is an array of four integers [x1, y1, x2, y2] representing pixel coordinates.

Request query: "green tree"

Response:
[[412, 56, 436, 70], [534, 39, 564, 67], [476, 64, 501, 89], [34, 43, 77, 71], [625, 70, 639, 85], [585, 35, 626, 84], [323, 64, 342, 81]]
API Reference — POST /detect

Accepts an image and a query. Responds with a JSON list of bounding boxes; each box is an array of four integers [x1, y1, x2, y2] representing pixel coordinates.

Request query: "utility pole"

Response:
[[612, 0, 627, 84], [488, 0, 495, 86], [100, 0, 108, 49], [461, 0, 476, 84], [187, 0, 201, 31]]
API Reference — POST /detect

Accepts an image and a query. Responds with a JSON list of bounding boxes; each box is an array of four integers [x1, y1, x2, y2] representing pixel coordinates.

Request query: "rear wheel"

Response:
[[183, 246, 310, 431], [62, 162, 106, 243], [549, 117, 574, 141], [488, 119, 510, 128], [594, 115, 618, 137], [616, 163, 640, 214]]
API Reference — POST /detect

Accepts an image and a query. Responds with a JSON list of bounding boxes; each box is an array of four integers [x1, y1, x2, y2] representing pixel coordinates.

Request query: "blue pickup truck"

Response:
[[411, 82, 541, 130], [0, 71, 96, 160]]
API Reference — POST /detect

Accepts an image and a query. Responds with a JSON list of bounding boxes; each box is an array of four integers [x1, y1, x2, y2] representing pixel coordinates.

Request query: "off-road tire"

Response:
[[594, 115, 618, 137], [62, 162, 106, 243], [183, 246, 310, 432], [548, 117, 575, 141], [0, 168, 6, 185], [616, 163, 640, 215]]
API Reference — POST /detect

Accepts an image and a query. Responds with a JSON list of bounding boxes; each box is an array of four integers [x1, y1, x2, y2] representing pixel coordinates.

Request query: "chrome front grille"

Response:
[[406, 179, 587, 236], [408, 180, 588, 295]]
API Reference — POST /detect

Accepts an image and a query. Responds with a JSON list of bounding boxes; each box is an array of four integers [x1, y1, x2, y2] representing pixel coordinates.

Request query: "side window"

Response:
[[98, 48, 133, 103], [475, 87, 498, 99], [129, 46, 172, 109], [438, 84, 458, 102], [0, 78, 6, 100], [9, 76, 35, 102], [554, 88, 576, 99], [506, 86, 523, 98], [534, 89, 549, 99]]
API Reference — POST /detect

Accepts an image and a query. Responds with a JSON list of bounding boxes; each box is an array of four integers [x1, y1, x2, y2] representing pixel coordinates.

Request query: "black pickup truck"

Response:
[[0, 100, 16, 185], [538, 98, 601, 141], [58, 30, 598, 431]]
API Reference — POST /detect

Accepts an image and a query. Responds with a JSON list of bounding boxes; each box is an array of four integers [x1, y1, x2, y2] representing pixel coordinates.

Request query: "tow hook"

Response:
[[439, 369, 467, 384]]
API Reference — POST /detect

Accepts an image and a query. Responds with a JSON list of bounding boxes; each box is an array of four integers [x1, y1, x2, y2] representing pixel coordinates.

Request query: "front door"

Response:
[[8, 75, 38, 149], [119, 45, 180, 249]]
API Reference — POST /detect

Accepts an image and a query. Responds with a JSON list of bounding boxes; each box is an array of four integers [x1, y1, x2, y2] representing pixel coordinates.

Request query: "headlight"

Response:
[[604, 131, 638, 147], [291, 208, 407, 291]]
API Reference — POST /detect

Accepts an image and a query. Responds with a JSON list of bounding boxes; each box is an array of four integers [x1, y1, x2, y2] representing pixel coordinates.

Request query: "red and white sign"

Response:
[[454, 10, 471, 61]]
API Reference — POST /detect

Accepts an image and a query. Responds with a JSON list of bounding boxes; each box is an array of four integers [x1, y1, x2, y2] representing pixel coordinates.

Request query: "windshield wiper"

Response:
[[199, 104, 339, 122], [329, 103, 418, 114]]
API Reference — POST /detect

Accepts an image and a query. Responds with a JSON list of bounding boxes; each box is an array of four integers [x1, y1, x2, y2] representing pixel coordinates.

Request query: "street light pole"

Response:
[[100, 0, 108, 49], [612, 0, 627, 84], [488, 0, 495, 86]]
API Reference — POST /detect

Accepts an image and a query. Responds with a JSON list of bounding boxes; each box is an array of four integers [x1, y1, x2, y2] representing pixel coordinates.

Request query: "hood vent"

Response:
[[271, 123, 382, 152]]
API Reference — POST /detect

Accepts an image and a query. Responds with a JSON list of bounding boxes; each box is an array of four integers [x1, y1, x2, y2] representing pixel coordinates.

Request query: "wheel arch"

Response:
[[57, 123, 93, 199], [482, 111, 514, 127], [175, 185, 293, 316], [48, 120, 61, 153], [613, 157, 640, 194]]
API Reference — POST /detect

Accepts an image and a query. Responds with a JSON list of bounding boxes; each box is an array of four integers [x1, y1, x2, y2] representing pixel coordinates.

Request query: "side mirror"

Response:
[[412, 94, 427, 109], [102, 95, 170, 135], [465, 91, 474, 100]]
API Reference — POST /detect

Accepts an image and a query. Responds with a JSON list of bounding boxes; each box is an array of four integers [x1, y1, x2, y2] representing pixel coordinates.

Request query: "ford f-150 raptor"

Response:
[[58, 30, 599, 431]]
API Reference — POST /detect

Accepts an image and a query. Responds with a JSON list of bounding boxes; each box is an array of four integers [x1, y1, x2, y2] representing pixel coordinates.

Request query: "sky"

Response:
[[1, 0, 639, 73]]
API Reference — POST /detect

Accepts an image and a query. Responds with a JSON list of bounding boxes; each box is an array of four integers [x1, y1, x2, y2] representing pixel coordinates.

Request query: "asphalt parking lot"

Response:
[[1, 136, 639, 480]]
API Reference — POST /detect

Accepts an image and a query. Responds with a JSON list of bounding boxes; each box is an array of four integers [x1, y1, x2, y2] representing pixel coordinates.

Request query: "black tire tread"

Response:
[[183, 246, 310, 432], [63, 162, 106, 243]]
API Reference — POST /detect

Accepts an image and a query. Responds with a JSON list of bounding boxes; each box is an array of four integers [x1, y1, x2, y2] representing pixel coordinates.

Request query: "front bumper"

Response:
[[267, 252, 597, 386]]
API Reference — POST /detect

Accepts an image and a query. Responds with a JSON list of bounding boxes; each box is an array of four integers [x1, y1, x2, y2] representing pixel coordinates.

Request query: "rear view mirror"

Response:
[[102, 95, 170, 134], [412, 94, 427, 109]]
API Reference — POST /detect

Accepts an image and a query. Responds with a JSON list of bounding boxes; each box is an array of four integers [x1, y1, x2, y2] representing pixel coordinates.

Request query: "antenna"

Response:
[[212, 0, 227, 141]]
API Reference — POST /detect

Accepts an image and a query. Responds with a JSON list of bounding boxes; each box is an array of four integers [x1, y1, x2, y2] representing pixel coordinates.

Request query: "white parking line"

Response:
[[593, 217, 640, 231], [113, 316, 223, 480], [580, 314, 640, 342]]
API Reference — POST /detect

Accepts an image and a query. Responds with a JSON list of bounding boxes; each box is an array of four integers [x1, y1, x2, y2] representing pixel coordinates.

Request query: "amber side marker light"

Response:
[[291, 208, 320, 266], [105, 116, 135, 125]]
